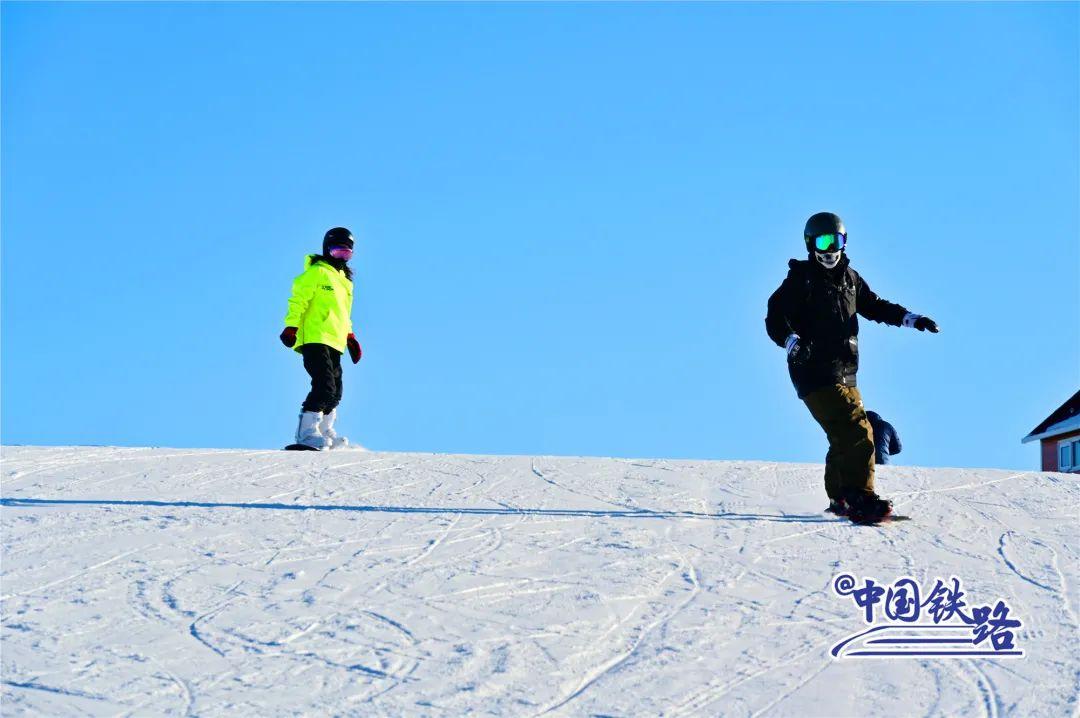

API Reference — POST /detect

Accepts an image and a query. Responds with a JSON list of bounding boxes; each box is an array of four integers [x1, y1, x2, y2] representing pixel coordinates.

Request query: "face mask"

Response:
[[815, 250, 842, 269], [328, 245, 354, 261]]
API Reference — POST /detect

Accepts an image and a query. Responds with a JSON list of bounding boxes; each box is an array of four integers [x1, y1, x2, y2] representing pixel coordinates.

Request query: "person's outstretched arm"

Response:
[[856, 273, 939, 332], [854, 273, 909, 326]]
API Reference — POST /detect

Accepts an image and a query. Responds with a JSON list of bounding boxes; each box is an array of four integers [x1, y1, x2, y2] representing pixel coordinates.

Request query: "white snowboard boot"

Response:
[[318, 408, 349, 449], [295, 411, 328, 450]]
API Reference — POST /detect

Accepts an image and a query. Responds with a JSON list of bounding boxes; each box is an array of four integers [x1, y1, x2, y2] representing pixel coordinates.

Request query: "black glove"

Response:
[[914, 316, 940, 333]]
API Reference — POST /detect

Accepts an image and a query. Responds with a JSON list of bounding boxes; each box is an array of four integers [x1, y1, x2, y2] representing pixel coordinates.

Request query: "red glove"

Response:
[[347, 333, 362, 364], [280, 326, 298, 348]]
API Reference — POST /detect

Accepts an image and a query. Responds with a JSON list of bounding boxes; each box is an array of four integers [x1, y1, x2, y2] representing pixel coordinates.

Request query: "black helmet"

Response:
[[803, 212, 846, 252], [323, 227, 354, 255]]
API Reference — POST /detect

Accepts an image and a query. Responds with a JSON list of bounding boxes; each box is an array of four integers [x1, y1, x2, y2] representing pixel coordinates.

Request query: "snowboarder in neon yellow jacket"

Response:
[[284, 254, 354, 352], [280, 227, 362, 450]]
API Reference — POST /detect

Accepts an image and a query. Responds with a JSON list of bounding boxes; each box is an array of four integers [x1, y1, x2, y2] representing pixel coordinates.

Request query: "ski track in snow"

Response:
[[0, 447, 1076, 717]]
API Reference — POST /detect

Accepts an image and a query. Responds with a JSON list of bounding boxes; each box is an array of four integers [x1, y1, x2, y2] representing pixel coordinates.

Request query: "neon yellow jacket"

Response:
[[283, 255, 354, 353]]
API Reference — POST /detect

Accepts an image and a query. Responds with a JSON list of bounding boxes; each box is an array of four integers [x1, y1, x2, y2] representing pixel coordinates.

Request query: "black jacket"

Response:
[[765, 255, 910, 397]]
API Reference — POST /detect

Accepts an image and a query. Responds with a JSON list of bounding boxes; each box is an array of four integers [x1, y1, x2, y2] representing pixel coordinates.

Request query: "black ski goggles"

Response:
[[811, 232, 846, 253]]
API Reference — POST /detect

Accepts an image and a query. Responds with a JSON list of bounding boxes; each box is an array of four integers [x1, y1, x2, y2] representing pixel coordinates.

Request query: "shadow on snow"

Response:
[[0, 497, 831, 523]]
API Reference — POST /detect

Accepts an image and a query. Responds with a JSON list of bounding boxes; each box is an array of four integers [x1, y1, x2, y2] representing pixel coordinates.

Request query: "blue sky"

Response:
[[2, 2, 1076, 470]]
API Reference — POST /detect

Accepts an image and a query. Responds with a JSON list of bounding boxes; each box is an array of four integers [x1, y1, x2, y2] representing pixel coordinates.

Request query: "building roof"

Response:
[[1022, 390, 1080, 444]]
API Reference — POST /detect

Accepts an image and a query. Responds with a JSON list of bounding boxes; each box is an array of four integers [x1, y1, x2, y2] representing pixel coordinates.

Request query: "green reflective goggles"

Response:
[[812, 233, 846, 252]]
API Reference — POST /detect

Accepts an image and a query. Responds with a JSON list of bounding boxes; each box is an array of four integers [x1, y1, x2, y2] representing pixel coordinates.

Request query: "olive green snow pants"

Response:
[[802, 385, 875, 500]]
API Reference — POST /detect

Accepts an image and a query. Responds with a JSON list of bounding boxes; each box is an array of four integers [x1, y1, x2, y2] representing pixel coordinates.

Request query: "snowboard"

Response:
[[849, 514, 910, 526], [284, 443, 320, 451], [826, 506, 910, 525]]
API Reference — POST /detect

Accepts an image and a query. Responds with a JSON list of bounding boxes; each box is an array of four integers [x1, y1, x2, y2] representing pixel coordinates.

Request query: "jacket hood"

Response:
[[305, 253, 353, 280], [305, 254, 339, 270]]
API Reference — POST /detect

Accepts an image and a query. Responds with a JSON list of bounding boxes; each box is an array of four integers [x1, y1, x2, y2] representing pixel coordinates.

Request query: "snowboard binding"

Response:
[[843, 492, 894, 525]]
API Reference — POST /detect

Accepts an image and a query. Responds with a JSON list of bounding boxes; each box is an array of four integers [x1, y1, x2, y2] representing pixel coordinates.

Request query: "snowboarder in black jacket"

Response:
[[765, 212, 938, 522]]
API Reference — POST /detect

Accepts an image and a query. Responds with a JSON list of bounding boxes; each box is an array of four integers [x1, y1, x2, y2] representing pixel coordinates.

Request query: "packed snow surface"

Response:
[[1, 446, 1077, 717]]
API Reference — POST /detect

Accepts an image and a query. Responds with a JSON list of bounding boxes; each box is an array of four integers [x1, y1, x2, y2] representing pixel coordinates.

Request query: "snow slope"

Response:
[[1, 446, 1076, 717]]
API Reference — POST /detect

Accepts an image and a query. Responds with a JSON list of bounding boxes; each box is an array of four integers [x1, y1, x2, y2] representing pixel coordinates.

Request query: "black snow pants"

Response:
[[301, 343, 343, 414]]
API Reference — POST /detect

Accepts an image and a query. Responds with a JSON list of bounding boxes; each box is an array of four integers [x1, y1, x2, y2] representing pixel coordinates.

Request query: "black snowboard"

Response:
[[850, 514, 911, 526], [284, 444, 320, 451]]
